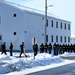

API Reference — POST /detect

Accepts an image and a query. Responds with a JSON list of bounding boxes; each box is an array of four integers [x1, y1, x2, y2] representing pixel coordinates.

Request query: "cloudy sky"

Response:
[[5, 0, 75, 37]]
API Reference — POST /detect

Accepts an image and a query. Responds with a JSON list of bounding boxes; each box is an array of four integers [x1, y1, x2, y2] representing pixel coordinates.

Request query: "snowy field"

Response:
[[0, 52, 75, 75]]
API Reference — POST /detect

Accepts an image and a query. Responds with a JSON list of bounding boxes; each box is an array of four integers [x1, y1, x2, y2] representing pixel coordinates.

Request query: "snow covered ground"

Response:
[[61, 52, 75, 57], [0, 52, 75, 75]]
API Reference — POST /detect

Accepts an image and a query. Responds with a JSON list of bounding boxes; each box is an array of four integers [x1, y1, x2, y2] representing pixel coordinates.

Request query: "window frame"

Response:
[[64, 36, 66, 43], [51, 35, 53, 42], [0, 16, 1, 24], [51, 20, 53, 28], [14, 32, 16, 35], [64, 23, 66, 30], [68, 37, 70, 43], [56, 21, 58, 28], [0, 35, 2, 40], [56, 36, 58, 42], [46, 35, 48, 42], [68, 24, 70, 30], [60, 22, 62, 29]]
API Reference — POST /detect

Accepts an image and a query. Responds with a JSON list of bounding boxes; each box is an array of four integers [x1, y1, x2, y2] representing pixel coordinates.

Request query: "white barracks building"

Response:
[[0, 0, 71, 51]]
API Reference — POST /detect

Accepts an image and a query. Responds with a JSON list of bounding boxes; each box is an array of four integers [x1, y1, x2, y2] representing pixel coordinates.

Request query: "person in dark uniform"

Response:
[[56, 44, 59, 55], [19, 42, 25, 57], [40, 43, 44, 53], [73, 44, 75, 52], [67, 44, 70, 52], [65, 44, 67, 52], [70, 44, 73, 52], [53, 43, 57, 55], [44, 43, 48, 53], [62, 44, 65, 53], [48, 43, 52, 54], [1, 42, 7, 55], [59, 44, 62, 54], [33, 44, 38, 59], [9, 42, 13, 56]]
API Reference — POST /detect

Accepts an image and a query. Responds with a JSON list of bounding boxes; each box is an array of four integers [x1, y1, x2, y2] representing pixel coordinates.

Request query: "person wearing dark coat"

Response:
[[70, 44, 73, 52], [19, 42, 25, 57], [62, 44, 65, 53], [67, 44, 70, 52], [44, 43, 48, 53], [53, 43, 57, 55], [40, 43, 44, 53], [1, 42, 7, 55], [48, 43, 52, 54], [9, 42, 13, 56], [59, 44, 62, 54], [73, 44, 75, 52], [33, 44, 38, 59]]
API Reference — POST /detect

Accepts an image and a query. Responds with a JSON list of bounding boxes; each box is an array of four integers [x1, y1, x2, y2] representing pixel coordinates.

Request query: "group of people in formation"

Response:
[[1, 42, 75, 58], [1, 42, 13, 56], [33, 43, 75, 58], [33, 43, 52, 59], [0, 42, 27, 57]]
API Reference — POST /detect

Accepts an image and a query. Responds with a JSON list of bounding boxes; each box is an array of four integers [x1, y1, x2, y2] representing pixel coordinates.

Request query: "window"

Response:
[[68, 37, 70, 43], [51, 35, 53, 42], [68, 24, 70, 30], [56, 36, 58, 42], [0, 16, 1, 24], [46, 19, 48, 27], [64, 36, 66, 42], [14, 32, 16, 35], [13, 14, 16, 17], [0, 35, 2, 40], [42, 17, 44, 20], [46, 35, 48, 42], [64, 23, 66, 29], [56, 21, 58, 28], [60, 36, 62, 43], [51, 20, 53, 27], [60, 22, 62, 29]]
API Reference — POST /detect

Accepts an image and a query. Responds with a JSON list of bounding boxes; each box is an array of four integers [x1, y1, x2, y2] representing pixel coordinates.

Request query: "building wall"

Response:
[[23, 10, 71, 51], [23, 11, 45, 51], [0, 0, 71, 51], [70, 37, 75, 44], [47, 17, 71, 45], [0, 1, 25, 50]]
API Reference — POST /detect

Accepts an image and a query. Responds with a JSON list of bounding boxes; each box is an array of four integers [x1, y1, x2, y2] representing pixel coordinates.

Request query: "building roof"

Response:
[[1, 0, 71, 23]]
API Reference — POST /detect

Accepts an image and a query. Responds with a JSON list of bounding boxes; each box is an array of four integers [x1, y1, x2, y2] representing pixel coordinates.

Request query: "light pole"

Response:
[[44, 0, 53, 44], [44, 0, 47, 44]]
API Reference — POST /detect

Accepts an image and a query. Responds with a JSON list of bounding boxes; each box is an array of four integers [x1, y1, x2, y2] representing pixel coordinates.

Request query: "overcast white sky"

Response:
[[5, 0, 75, 37]]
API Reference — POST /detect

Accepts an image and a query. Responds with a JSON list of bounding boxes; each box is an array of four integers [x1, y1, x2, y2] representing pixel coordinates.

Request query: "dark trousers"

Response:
[[1, 49, 7, 55], [10, 49, 13, 56]]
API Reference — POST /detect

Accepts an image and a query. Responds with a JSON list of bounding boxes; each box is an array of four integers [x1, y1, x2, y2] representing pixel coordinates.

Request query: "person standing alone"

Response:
[[9, 42, 13, 56]]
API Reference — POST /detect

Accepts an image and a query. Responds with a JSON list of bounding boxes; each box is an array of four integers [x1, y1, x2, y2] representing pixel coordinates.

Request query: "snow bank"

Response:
[[0, 53, 63, 74], [61, 52, 75, 57]]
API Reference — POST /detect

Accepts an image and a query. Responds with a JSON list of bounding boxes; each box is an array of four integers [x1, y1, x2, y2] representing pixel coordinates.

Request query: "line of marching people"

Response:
[[33, 43, 52, 59], [33, 43, 75, 58], [0, 42, 27, 57], [1, 42, 75, 59]]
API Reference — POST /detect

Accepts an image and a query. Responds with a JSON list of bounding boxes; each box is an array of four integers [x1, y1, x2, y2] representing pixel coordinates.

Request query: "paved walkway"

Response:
[[60, 56, 75, 60], [26, 56, 75, 75], [27, 62, 75, 75]]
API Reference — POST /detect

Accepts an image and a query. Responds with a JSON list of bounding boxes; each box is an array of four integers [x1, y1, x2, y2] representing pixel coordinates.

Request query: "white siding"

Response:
[[0, 0, 71, 51], [70, 37, 75, 44], [0, 1, 25, 50]]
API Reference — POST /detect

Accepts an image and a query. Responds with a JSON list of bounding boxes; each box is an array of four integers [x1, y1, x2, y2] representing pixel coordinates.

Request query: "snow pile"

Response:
[[61, 52, 75, 57], [0, 53, 63, 74]]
